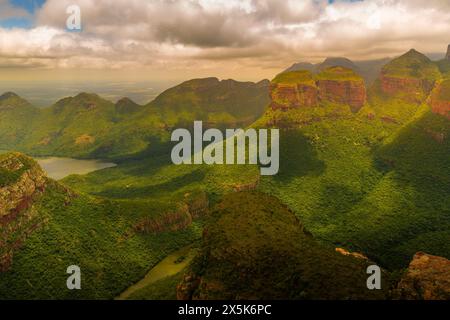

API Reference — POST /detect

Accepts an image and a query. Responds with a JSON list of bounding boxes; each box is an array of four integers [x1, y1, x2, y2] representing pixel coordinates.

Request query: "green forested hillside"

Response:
[[0, 78, 269, 160], [60, 49, 450, 298], [0, 153, 203, 300], [0, 92, 40, 149], [178, 192, 390, 300], [257, 107, 449, 270], [382, 49, 441, 80], [147, 77, 270, 127], [0, 48, 449, 300]]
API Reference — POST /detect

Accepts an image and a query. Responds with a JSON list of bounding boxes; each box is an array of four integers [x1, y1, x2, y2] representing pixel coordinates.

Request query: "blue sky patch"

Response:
[[0, 0, 46, 28], [10, 0, 46, 13]]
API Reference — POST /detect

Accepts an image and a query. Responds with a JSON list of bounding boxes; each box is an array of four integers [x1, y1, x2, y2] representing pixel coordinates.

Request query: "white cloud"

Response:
[[0, 0, 449, 78]]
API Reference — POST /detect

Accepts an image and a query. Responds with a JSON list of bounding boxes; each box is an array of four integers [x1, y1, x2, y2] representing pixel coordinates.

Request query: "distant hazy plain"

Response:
[[0, 80, 177, 107]]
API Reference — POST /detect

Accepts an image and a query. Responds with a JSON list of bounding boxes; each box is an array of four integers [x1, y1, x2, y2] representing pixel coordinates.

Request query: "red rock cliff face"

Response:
[[0, 153, 47, 272], [133, 191, 209, 234], [269, 72, 366, 112], [428, 82, 450, 119], [317, 79, 366, 112], [270, 83, 318, 110], [380, 72, 435, 103], [430, 99, 450, 119]]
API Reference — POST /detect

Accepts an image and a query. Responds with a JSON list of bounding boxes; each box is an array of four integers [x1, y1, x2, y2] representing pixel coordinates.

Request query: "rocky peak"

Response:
[[399, 49, 433, 64], [446, 44, 450, 60], [405, 48, 423, 57]]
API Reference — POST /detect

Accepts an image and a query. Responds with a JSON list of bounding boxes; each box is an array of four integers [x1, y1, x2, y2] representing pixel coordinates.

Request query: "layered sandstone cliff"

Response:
[[270, 71, 318, 110], [317, 78, 366, 111], [379, 73, 435, 103], [428, 80, 450, 119], [394, 252, 450, 300], [133, 191, 209, 234], [270, 67, 366, 112], [270, 83, 318, 110], [0, 153, 47, 272]]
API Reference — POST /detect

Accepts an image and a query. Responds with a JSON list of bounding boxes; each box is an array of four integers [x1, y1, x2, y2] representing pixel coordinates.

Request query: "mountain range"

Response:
[[0, 78, 270, 160], [0, 46, 449, 300], [283, 56, 391, 85]]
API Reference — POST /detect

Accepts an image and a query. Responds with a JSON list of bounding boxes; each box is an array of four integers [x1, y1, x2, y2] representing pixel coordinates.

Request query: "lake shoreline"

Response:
[[35, 156, 117, 180]]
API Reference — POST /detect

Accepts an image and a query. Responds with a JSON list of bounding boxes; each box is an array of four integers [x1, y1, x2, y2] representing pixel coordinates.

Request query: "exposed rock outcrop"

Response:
[[317, 78, 366, 112], [270, 67, 366, 112], [75, 134, 95, 145], [0, 153, 48, 272], [378, 49, 441, 104], [270, 71, 318, 110], [394, 252, 450, 300], [133, 204, 193, 234], [335, 248, 368, 260], [133, 191, 209, 234], [270, 83, 318, 110], [428, 80, 450, 119], [380, 73, 435, 103], [177, 273, 202, 300], [446, 44, 450, 60], [0, 153, 46, 217]]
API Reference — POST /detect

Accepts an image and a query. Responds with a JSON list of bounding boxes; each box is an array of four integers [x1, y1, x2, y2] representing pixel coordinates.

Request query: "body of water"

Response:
[[36, 157, 117, 180]]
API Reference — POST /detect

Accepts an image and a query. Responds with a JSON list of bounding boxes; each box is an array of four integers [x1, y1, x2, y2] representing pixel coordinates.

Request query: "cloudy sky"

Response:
[[0, 0, 449, 83]]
